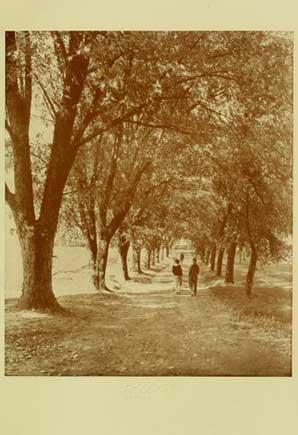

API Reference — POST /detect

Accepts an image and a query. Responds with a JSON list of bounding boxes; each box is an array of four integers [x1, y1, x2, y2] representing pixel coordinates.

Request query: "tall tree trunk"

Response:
[[210, 244, 217, 272], [146, 249, 152, 269], [16, 223, 61, 311], [165, 245, 170, 258], [245, 248, 257, 296], [238, 248, 243, 264], [86, 233, 97, 269], [225, 241, 237, 284], [137, 247, 142, 273], [216, 246, 225, 277], [6, 32, 90, 312], [132, 246, 137, 270], [132, 245, 142, 273], [200, 247, 206, 263], [205, 250, 210, 264], [118, 226, 130, 280], [156, 247, 160, 263], [118, 240, 130, 280], [245, 195, 258, 296], [152, 250, 156, 266], [93, 236, 110, 291]]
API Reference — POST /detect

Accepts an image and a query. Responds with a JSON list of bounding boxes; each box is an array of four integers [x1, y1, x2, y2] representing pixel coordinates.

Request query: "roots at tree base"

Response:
[[16, 289, 64, 314]]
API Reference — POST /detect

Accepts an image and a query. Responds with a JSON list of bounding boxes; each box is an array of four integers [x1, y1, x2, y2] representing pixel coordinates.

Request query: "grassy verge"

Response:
[[204, 263, 292, 336]]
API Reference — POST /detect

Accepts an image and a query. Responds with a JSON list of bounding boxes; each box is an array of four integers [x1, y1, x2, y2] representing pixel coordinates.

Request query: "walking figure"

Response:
[[188, 258, 200, 296], [180, 252, 184, 264], [172, 259, 183, 293]]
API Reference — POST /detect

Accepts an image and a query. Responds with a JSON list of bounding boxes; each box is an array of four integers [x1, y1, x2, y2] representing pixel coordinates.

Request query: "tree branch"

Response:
[[5, 183, 16, 211], [52, 32, 67, 75], [245, 191, 256, 252], [190, 99, 232, 122], [6, 31, 35, 222], [107, 161, 151, 237], [24, 32, 32, 118], [34, 73, 57, 119], [100, 130, 122, 225], [246, 176, 266, 206], [70, 87, 105, 147], [126, 120, 193, 136], [77, 102, 148, 147]]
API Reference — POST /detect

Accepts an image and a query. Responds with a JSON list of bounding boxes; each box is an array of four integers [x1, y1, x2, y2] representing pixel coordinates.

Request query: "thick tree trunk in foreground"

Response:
[[118, 240, 130, 280], [210, 244, 217, 272], [6, 32, 90, 311], [16, 224, 61, 311], [225, 242, 237, 284], [216, 246, 225, 277], [245, 248, 257, 296], [93, 237, 110, 290]]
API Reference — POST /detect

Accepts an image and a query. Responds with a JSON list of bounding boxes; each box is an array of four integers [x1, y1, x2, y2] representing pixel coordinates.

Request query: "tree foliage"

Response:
[[5, 31, 293, 308]]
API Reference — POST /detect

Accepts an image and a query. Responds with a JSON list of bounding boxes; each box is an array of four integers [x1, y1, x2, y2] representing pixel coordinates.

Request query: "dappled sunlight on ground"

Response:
[[5, 251, 292, 376]]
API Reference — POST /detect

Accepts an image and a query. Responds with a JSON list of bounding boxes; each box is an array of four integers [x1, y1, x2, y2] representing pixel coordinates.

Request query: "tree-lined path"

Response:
[[5, 31, 292, 376], [5, 253, 291, 376]]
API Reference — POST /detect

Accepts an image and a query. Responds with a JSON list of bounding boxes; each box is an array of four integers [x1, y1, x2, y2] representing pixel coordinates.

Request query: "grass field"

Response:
[[5, 236, 136, 298]]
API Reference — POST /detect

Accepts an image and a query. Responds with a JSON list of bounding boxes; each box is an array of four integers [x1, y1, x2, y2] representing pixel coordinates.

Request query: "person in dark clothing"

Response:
[[180, 252, 184, 264], [172, 259, 183, 293], [188, 257, 200, 296]]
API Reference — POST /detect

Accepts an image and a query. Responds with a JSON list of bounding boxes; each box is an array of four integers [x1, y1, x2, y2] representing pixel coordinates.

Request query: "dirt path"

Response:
[[5, 261, 291, 376]]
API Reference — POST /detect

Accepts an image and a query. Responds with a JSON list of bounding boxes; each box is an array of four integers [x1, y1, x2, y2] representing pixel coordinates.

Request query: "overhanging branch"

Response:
[[77, 102, 148, 147], [126, 120, 193, 136]]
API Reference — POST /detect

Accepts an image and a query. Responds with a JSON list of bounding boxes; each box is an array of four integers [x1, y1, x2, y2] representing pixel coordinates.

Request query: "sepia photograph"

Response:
[[5, 30, 293, 376]]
